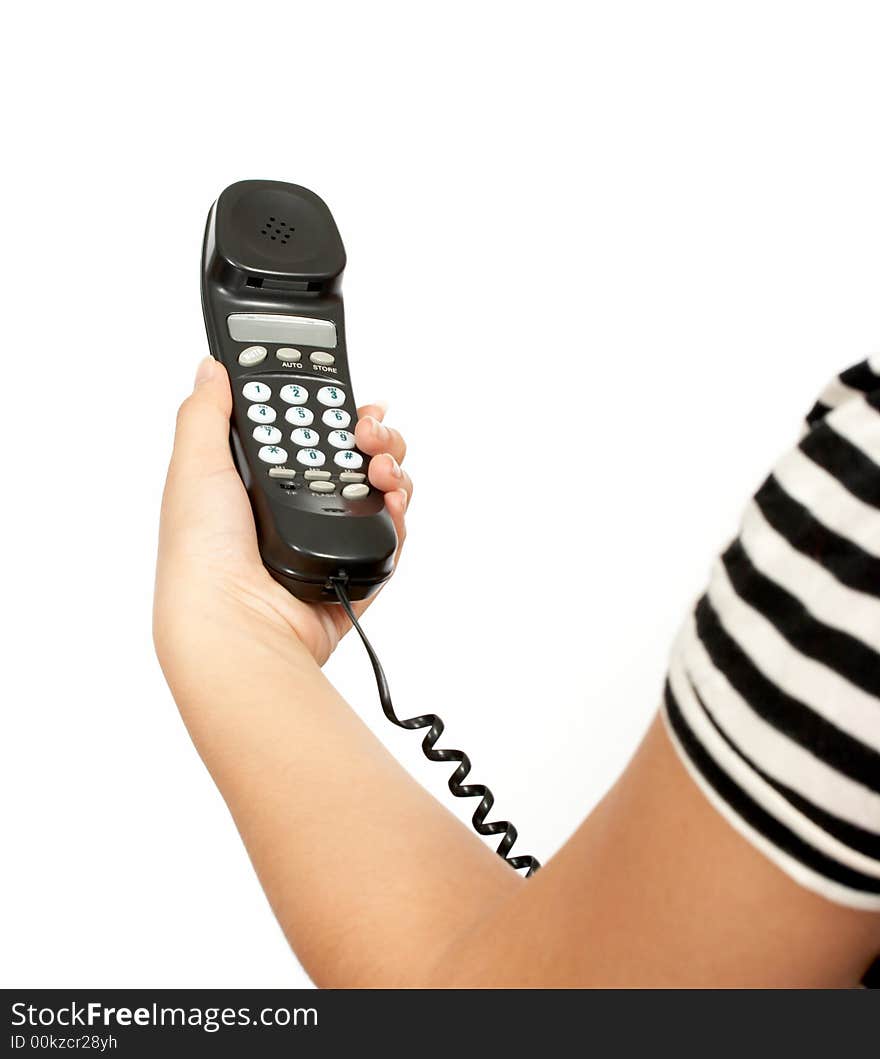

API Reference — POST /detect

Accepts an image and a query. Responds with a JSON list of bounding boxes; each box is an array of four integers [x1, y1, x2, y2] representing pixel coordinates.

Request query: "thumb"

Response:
[[170, 357, 234, 479]]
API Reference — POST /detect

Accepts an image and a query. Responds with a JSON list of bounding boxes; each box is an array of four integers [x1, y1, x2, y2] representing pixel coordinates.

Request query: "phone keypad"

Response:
[[237, 368, 371, 502]]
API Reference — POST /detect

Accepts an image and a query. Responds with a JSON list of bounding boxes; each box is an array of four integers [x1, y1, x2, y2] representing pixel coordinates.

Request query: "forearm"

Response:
[[161, 601, 520, 987]]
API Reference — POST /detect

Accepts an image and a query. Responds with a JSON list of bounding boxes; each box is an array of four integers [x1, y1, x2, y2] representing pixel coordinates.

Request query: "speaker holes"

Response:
[[259, 216, 295, 244]]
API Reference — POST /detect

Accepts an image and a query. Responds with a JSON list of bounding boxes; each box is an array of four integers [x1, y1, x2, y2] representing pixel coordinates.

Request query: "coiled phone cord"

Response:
[[331, 577, 541, 877]]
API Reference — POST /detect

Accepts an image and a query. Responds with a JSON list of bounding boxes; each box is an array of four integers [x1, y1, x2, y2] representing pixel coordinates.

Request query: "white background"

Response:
[[3, 1, 880, 987]]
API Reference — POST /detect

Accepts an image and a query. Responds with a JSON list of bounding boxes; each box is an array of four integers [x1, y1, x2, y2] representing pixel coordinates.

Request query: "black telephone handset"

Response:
[[201, 179, 540, 877], [201, 179, 397, 602]]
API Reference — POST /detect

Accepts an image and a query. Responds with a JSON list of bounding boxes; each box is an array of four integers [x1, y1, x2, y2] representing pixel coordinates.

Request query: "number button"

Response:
[[291, 427, 320, 447], [252, 424, 282, 444], [334, 450, 364, 469], [258, 445, 288, 464], [242, 381, 271, 402], [284, 406, 314, 426], [296, 448, 326, 467], [327, 430, 355, 449], [322, 408, 351, 428], [247, 403, 276, 423], [317, 385, 345, 407], [280, 384, 309, 405]]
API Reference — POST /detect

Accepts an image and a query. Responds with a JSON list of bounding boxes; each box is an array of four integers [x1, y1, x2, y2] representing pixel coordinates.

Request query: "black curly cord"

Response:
[[331, 577, 540, 877]]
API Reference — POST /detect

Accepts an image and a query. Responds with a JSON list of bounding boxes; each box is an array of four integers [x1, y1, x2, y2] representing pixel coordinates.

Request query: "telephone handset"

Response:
[[201, 179, 397, 602], [200, 180, 540, 877]]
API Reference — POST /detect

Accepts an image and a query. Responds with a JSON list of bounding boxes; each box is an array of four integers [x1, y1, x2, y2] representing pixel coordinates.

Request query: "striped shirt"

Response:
[[663, 358, 880, 926]]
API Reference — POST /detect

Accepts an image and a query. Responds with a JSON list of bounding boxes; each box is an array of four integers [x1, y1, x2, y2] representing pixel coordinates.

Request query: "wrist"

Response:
[[155, 578, 319, 711]]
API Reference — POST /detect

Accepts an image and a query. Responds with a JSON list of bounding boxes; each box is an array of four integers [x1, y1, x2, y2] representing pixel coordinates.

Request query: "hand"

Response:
[[154, 357, 413, 677]]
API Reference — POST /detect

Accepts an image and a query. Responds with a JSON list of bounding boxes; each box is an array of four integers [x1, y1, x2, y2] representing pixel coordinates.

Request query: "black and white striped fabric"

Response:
[[663, 357, 880, 912]]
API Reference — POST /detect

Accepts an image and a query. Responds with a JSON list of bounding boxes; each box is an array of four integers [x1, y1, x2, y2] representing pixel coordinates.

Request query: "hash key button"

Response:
[[334, 450, 364, 469]]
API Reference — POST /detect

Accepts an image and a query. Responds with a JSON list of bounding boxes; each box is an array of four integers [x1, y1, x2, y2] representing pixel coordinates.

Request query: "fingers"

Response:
[[356, 400, 388, 424], [383, 485, 409, 556], [367, 453, 412, 554], [355, 413, 407, 465], [354, 402, 412, 560], [170, 357, 234, 480]]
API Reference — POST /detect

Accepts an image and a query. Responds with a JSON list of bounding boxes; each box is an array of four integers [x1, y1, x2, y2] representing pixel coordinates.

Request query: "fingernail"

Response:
[[397, 488, 409, 511], [374, 399, 389, 415], [387, 454, 403, 478], [194, 357, 215, 387], [367, 415, 390, 441]]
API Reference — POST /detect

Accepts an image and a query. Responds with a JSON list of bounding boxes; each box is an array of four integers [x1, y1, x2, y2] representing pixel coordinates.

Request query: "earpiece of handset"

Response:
[[201, 180, 397, 603]]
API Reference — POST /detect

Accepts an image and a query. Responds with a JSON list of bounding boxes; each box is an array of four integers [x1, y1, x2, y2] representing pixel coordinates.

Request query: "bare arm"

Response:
[[155, 360, 880, 987]]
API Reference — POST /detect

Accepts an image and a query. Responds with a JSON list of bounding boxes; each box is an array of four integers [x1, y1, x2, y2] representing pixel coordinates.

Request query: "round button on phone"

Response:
[[317, 385, 345, 407], [291, 427, 320, 447], [238, 345, 267, 367], [258, 445, 288, 464], [322, 408, 351, 428], [252, 424, 282, 444], [242, 381, 271, 402], [280, 383, 309, 405], [327, 430, 355, 449], [276, 347, 302, 363], [247, 403, 276, 423], [296, 448, 326, 468], [285, 406, 314, 426], [334, 450, 364, 470]]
